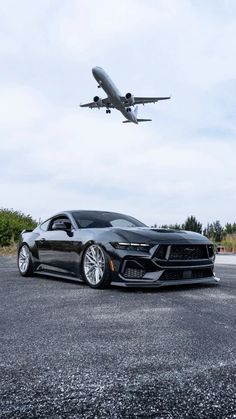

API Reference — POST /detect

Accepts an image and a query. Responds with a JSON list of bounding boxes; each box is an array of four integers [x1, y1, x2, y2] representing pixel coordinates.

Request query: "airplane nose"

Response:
[[92, 66, 103, 76]]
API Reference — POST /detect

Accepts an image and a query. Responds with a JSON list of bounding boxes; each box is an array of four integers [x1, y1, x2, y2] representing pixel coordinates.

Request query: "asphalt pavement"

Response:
[[215, 254, 236, 265], [0, 256, 235, 419]]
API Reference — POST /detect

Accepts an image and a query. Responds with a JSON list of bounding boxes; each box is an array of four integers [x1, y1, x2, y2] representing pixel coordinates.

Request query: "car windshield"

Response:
[[72, 211, 147, 229]]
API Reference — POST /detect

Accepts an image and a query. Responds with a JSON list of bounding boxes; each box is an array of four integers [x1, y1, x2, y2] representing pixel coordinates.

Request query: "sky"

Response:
[[0, 0, 236, 227]]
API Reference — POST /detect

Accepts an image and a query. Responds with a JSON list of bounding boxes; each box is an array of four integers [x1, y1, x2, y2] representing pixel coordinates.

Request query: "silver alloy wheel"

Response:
[[18, 245, 30, 274], [84, 245, 105, 285]]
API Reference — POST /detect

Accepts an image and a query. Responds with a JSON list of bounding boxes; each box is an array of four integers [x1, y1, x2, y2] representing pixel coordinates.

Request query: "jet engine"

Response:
[[93, 96, 103, 107], [125, 93, 134, 105]]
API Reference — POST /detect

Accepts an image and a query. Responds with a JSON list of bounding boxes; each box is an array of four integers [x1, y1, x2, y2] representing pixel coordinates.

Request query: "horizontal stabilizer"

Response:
[[122, 118, 152, 124]]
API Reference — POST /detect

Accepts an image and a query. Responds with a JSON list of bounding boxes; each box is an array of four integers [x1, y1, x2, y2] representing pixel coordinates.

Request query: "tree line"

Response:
[[0, 209, 236, 249], [0, 208, 37, 247], [154, 215, 236, 243]]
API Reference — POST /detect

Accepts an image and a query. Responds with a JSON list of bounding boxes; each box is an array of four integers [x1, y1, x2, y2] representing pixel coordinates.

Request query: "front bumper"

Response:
[[108, 244, 220, 288]]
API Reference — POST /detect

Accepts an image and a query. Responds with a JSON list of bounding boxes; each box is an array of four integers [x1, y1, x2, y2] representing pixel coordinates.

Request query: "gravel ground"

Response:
[[0, 256, 235, 419]]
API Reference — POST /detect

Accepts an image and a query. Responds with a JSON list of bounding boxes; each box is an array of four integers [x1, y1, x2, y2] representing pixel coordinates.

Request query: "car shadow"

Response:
[[33, 272, 219, 293], [33, 273, 86, 287]]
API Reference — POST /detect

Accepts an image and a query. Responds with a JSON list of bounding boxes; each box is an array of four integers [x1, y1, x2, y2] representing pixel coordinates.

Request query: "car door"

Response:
[[36, 215, 80, 276]]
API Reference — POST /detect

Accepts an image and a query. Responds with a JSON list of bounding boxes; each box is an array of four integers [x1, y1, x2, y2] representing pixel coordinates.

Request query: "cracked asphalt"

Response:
[[0, 256, 235, 418]]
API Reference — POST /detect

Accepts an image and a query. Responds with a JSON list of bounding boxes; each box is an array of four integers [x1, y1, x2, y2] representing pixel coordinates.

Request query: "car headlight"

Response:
[[111, 242, 151, 252]]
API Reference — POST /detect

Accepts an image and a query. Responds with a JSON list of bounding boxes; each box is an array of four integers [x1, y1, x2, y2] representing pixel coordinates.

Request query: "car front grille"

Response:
[[155, 245, 208, 260], [160, 268, 213, 281], [169, 245, 208, 260]]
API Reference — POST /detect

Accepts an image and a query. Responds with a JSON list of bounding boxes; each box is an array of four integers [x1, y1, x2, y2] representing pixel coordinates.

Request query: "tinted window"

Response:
[[72, 211, 146, 229], [111, 219, 138, 228]]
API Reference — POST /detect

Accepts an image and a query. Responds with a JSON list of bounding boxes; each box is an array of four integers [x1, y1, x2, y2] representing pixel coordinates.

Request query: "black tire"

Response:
[[18, 244, 34, 277], [82, 244, 111, 289]]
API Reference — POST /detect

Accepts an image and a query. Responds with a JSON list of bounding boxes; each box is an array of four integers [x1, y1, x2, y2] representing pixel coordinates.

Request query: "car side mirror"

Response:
[[52, 221, 71, 231]]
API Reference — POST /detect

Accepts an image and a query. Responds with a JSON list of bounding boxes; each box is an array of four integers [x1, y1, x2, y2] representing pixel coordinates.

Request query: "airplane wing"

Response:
[[120, 96, 171, 105], [80, 98, 114, 109]]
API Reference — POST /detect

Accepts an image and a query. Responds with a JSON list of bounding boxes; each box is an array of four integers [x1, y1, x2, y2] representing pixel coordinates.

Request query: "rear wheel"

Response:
[[82, 244, 111, 289], [18, 245, 34, 277]]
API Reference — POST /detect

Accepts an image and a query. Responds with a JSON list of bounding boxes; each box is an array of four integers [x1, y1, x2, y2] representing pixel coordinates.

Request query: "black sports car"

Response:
[[18, 210, 220, 289]]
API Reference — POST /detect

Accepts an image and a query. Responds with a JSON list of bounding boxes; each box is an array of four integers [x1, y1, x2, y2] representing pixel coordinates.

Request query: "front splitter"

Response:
[[111, 276, 220, 288]]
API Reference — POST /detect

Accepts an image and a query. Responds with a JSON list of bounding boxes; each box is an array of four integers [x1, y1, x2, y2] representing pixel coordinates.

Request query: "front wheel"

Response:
[[18, 245, 34, 277], [82, 244, 111, 289]]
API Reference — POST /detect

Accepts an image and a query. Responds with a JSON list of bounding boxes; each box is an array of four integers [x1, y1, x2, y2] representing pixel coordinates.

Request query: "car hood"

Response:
[[109, 227, 210, 245]]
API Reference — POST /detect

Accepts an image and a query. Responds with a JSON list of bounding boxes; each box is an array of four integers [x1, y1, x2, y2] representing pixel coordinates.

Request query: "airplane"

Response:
[[80, 67, 171, 124]]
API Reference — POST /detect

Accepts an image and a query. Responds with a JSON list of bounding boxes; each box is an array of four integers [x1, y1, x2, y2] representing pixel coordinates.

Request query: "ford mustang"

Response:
[[17, 210, 220, 289]]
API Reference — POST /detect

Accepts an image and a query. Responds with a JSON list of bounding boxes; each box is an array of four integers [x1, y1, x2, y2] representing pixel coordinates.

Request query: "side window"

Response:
[[40, 219, 51, 232]]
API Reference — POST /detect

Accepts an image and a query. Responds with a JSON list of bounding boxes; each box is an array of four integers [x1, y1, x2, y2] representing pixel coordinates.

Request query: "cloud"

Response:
[[48, 0, 164, 60], [0, 84, 48, 127], [0, 0, 236, 228]]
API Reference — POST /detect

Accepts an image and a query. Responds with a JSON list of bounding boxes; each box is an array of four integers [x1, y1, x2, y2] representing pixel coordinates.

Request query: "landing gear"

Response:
[[106, 109, 111, 114], [126, 107, 132, 112]]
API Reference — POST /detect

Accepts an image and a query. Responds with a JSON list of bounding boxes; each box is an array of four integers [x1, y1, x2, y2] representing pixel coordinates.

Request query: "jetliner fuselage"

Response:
[[92, 67, 138, 124]]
